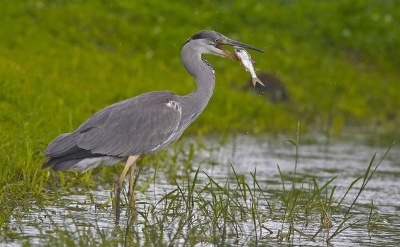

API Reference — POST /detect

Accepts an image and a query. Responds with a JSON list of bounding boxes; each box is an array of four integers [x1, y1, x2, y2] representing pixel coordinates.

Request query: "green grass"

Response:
[[1, 0, 400, 245]]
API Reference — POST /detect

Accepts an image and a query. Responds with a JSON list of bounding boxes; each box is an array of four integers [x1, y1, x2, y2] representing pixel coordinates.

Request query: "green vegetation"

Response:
[[1, 1, 399, 245]]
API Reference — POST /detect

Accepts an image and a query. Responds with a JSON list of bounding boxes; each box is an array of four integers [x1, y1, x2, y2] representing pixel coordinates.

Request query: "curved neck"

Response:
[[180, 42, 216, 113]]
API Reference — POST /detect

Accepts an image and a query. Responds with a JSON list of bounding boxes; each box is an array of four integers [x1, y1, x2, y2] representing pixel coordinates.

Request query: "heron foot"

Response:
[[127, 189, 136, 207]]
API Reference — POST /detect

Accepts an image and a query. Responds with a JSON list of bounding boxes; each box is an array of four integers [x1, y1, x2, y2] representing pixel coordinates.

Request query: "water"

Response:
[[2, 135, 400, 246]]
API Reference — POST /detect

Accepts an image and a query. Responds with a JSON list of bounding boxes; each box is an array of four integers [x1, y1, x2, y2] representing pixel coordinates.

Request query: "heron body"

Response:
[[43, 92, 184, 171], [42, 30, 263, 223]]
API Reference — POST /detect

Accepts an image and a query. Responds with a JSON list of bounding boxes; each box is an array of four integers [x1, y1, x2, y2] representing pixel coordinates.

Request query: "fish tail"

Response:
[[252, 77, 265, 87]]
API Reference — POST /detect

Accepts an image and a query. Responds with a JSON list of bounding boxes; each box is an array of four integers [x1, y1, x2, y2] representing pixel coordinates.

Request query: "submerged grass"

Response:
[[275, 131, 396, 245], [1, 136, 396, 246]]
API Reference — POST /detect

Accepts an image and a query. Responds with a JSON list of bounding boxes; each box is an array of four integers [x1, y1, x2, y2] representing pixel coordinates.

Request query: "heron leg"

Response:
[[128, 160, 136, 206], [114, 155, 139, 224]]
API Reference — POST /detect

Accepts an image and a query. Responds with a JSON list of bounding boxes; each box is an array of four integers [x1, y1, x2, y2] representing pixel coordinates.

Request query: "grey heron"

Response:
[[42, 30, 263, 223]]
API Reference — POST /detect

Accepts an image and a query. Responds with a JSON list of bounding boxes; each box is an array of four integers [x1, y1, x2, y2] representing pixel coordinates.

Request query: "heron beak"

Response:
[[225, 39, 264, 53], [217, 38, 264, 61]]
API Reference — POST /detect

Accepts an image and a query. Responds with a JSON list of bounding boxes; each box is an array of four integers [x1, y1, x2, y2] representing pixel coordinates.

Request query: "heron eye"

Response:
[[214, 38, 221, 43]]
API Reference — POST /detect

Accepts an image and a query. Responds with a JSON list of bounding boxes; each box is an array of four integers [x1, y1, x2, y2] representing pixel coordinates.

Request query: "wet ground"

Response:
[[3, 135, 400, 246]]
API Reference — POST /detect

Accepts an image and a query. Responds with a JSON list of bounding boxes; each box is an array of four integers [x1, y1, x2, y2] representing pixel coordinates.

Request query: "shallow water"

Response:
[[3, 135, 400, 246]]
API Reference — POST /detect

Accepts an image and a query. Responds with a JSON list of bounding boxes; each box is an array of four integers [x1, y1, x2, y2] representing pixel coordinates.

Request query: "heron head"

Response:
[[184, 30, 264, 60]]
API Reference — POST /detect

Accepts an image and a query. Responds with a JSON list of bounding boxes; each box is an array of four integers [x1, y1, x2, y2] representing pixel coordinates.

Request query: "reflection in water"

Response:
[[4, 135, 400, 246]]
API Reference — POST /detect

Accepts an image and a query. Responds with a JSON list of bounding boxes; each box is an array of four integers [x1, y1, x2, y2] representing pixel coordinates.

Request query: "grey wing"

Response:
[[43, 103, 117, 157], [44, 92, 182, 159], [76, 96, 182, 156]]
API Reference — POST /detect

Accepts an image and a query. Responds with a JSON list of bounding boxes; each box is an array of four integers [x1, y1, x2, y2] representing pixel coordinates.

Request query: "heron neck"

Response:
[[181, 43, 216, 112]]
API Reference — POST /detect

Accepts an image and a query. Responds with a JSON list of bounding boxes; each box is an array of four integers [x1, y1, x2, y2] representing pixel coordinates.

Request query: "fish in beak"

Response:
[[217, 38, 264, 61]]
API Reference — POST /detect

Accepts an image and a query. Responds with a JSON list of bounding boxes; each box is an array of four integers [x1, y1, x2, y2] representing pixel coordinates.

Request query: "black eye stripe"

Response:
[[182, 30, 223, 47]]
